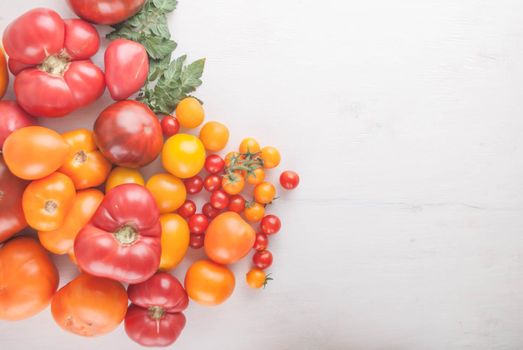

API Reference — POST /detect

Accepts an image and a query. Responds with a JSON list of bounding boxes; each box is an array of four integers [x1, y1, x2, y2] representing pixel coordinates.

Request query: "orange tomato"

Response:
[[239, 137, 260, 154], [159, 213, 190, 271], [175, 97, 204, 129], [0, 46, 7, 99], [199, 121, 229, 151], [254, 181, 276, 204], [0, 237, 59, 321], [222, 172, 245, 195], [184, 260, 235, 306], [244, 202, 265, 223], [246, 167, 265, 185], [22, 172, 76, 231], [246, 268, 268, 289], [3, 126, 70, 180], [204, 211, 255, 264], [146, 173, 186, 213], [224, 151, 240, 167], [260, 146, 280, 169], [162, 134, 206, 179], [105, 166, 144, 192], [51, 273, 128, 337], [60, 129, 111, 190], [38, 189, 104, 255]]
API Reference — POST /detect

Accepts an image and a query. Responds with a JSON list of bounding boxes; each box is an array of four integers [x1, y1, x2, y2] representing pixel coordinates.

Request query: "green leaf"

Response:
[[148, 55, 171, 81], [141, 36, 177, 60], [152, 0, 178, 12]]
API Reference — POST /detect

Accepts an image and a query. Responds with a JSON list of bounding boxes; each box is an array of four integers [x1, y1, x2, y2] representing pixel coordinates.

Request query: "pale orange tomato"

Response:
[[146, 173, 186, 213], [199, 121, 229, 151], [244, 202, 265, 223], [246, 167, 265, 185], [254, 181, 276, 204], [239, 137, 260, 154], [175, 97, 204, 129], [222, 172, 245, 195], [162, 134, 205, 179], [184, 260, 235, 306], [246, 268, 268, 289], [260, 146, 281, 169], [105, 167, 144, 192], [159, 213, 190, 271]]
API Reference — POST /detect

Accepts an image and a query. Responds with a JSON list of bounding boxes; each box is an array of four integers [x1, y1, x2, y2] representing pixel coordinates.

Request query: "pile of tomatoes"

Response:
[[0, 1, 300, 348]]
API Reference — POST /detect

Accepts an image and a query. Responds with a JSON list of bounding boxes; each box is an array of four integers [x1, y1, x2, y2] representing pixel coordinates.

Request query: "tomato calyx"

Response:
[[263, 273, 273, 289], [147, 305, 165, 320], [114, 225, 138, 245], [38, 52, 71, 76], [45, 200, 58, 214], [73, 150, 88, 164]]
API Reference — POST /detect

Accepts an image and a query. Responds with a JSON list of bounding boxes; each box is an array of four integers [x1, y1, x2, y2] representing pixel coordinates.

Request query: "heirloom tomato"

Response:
[[146, 173, 187, 213], [105, 167, 144, 192], [67, 0, 146, 25], [75, 184, 162, 284], [0, 101, 36, 149], [0, 46, 7, 99], [199, 121, 229, 151], [0, 155, 28, 242], [51, 273, 127, 337], [175, 97, 204, 129], [0, 237, 59, 321], [159, 214, 190, 271], [162, 134, 206, 179], [184, 260, 235, 306]]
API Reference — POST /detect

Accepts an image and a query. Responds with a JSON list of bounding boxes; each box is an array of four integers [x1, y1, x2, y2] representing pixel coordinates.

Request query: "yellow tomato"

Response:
[[146, 173, 186, 213], [162, 134, 205, 179], [175, 97, 204, 129], [224, 152, 239, 167], [105, 167, 144, 192], [222, 172, 245, 195], [260, 146, 281, 169], [254, 182, 276, 204], [159, 213, 190, 271], [246, 268, 268, 289], [246, 168, 265, 185], [199, 121, 229, 151], [244, 202, 265, 223], [0, 47, 7, 99], [239, 137, 260, 154]]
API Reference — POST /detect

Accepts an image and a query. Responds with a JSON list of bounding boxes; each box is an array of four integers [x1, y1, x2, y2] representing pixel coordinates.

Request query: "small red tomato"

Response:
[[160, 115, 180, 137], [280, 170, 300, 190], [210, 189, 229, 210], [204, 155, 225, 174], [253, 233, 269, 251], [183, 175, 203, 195], [188, 214, 209, 235], [260, 215, 281, 235], [177, 200, 196, 219], [228, 194, 246, 213], [202, 203, 220, 219], [189, 234, 205, 249], [253, 250, 273, 270], [204, 174, 222, 192]]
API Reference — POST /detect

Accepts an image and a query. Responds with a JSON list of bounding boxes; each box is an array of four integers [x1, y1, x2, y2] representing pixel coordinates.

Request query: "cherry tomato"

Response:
[[224, 151, 239, 167], [253, 250, 273, 270], [246, 167, 265, 185], [246, 268, 269, 289], [0, 100, 36, 149], [204, 154, 225, 174], [161, 115, 180, 137], [260, 214, 281, 235], [175, 97, 204, 129], [67, 0, 146, 25], [0, 47, 7, 99], [244, 202, 265, 223], [177, 200, 196, 219], [280, 170, 300, 189], [228, 194, 246, 213], [189, 234, 205, 249], [253, 232, 269, 251], [210, 189, 229, 210], [239, 137, 260, 154], [254, 182, 276, 204], [184, 175, 204, 194], [222, 172, 245, 195], [159, 213, 189, 271], [105, 167, 144, 192], [260, 146, 281, 168], [188, 214, 209, 235], [162, 134, 206, 179], [146, 173, 186, 213], [202, 202, 221, 219], [204, 174, 222, 192], [184, 260, 235, 306], [199, 121, 229, 151]]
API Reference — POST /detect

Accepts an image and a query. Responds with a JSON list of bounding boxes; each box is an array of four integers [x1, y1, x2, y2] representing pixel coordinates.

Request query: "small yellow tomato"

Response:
[[146, 173, 186, 213], [222, 172, 245, 195], [224, 152, 239, 167], [159, 213, 190, 271], [175, 97, 204, 129], [260, 146, 281, 169], [254, 182, 276, 204], [246, 168, 265, 185], [244, 202, 265, 223], [246, 268, 269, 289], [105, 167, 144, 192], [162, 134, 206, 179], [239, 137, 260, 154], [199, 121, 229, 151]]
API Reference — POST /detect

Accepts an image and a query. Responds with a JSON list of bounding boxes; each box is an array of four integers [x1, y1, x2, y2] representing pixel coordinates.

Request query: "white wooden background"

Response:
[[1, 0, 523, 349]]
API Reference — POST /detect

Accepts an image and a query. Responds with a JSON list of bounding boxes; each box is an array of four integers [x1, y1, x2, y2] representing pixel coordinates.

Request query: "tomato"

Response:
[[189, 234, 205, 249], [177, 199, 196, 219], [280, 170, 300, 189], [183, 175, 204, 194], [204, 174, 222, 192], [205, 154, 225, 174], [161, 115, 180, 137], [0, 101, 36, 149], [159, 214, 189, 271], [222, 172, 245, 195], [224, 151, 239, 167], [0, 47, 7, 99], [184, 260, 235, 306], [199, 121, 229, 151], [253, 250, 273, 270], [244, 202, 265, 223], [210, 189, 229, 210], [105, 167, 144, 192], [254, 181, 276, 204], [202, 202, 221, 219], [162, 134, 206, 179], [246, 167, 265, 185], [3, 10, 104, 117], [246, 268, 269, 289], [260, 146, 281, 169], [239, 137, 260, 154], [94, 101, 163, 168], [67, 0, 146, 25], [60, 129, 111, 189], [125, 272, 188, 347], [105, 39, 149, 100], [188, 214, 209, 235], [260, 215, 281, 235], [253, 232, 269, 251], [0, 155, 28, 242], [23, 172, 76, 231], [3, 126, 69, 180], [228, 194, 246, 213], [51, 273, 127, 336], [146, 173, 187, 213], [38, 189, 103, 255], [0, 237, 59, 321], [204, 212, 255, 264], [175, 97, 204, 129], [75, 184, 161, 284]]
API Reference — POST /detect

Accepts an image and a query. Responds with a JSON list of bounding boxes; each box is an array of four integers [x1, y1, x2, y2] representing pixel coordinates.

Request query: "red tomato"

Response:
[[125, 272, 188, 347], [161, 115, 180, 137], [3, 10, 104, 117], [253, 250, 273, 270], [210, 189, 229, 210], [280, 170, 300, 190], [260, 215, 281, 235], [0, 101, 36, 149], [67, 0, 146, 25], [188, 214, 209, 234], [183, 175, 204, 194], [189, 234, 205, 249], [105, 39, 149, 100], [0, 155, 28, 242], [204, 174, 222, 192], [202, 202, 221, 219], [204, 154, 225, 174], [94, 101, 163, 168], [228, 194, 246, 213], [177, 200, 196, 219], [253, 233, 269, 251], [75, 184, 162, 284]]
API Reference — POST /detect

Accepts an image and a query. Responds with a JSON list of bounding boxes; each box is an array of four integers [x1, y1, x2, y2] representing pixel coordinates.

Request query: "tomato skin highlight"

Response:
[[184, 260, 235, 306], [0, 155, 28, 242], [0, 101, 36, 149], [67, 0, 146, 25]]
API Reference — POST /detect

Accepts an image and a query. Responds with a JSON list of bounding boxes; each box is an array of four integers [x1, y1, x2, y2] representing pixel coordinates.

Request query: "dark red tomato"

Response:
[[253, 250, 273, 270], [0, 155, 28, 242], [94, 100, 163, 168], [210, 189, 229, 210], [183, 175, 203, 194], [204, 174, 221, 192], [0, 101, 36, 149], [161, 115, 180, 137], [202, 203, 220, 219], [280, 170, 300, 190], [260, 215, 281, 235], [67, 0, 146, 25], [188, 214, 209, 235], [204, 155, 225, 174], [177, 200, 196, 219], [189, 234, 205, 249], [253, 233, 269, 251], [228, 194, 246, 213]]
